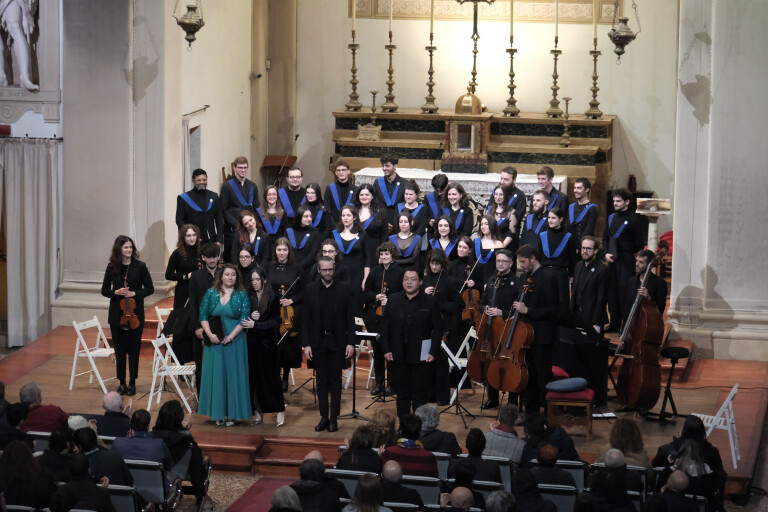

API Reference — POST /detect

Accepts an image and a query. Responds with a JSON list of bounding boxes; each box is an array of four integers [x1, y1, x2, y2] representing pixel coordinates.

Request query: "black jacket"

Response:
[[381, 291, 444, 364], [220, 177, 260, 232], [100, 260, 154, 326], [336, 448, 383, 474], [301, 280, 356, 351], [419, 429, 461, 457], [570, 259, 609, 328], [175, 188, 224, 242]]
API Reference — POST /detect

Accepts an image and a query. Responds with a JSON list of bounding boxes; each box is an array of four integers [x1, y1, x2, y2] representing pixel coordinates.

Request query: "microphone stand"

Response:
[[274, 134, 300, 188]]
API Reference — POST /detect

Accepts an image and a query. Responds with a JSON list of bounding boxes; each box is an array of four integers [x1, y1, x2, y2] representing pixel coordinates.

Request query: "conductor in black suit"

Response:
[[302, 256, 355, 433], [382, 269, 444, 418]]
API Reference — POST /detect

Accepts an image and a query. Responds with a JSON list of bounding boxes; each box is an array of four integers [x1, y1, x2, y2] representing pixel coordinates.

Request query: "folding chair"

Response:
[[537, 484, 578, 511], [326, 469, 369, 497], [148, 335, 197, 413], [446, 327, 477, 403], [401, 475, 442, 505], [70, 316, 116, 394], [155, 306, 173, 339], [125, 459, 183, 510], [530, 458, 588, 492], [355, 316, 380, 389], [432, 451, 451, 480]]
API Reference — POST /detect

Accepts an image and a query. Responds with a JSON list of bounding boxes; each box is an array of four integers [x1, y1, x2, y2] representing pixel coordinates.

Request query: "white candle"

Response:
[[389, 0, 394, 32], [510, 0, 514, 39], [430, 0, 435, 34], [555, 0, 559, 39], [592, 0, 597, 39], [352, 0, 356, 33]]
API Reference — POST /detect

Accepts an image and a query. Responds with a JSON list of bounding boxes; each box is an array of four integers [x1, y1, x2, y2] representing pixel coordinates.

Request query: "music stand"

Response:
[[339, 331, 374, 423], [439, 341, 475, 428]]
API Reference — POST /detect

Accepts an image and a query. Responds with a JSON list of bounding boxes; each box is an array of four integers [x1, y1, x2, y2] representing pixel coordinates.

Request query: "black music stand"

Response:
[[438, 341, 475, 428], [339, 331, 375, 423]]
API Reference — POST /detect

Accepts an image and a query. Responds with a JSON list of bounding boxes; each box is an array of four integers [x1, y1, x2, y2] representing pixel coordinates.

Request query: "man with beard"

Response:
[[519, 190, 549, 249], [279, 167, 307, 224], [374, 153, 406, 234], [567, 178, 598, 250], [187, 243, 221, 393], [324, 160, 358, 224], [491, 166, 527, 234], [175, 168, 224, 245], [536, 166, 568, 212], [221, 156, 260, 262], [623, 249, 667, 320], [569, 236, 609, 405]]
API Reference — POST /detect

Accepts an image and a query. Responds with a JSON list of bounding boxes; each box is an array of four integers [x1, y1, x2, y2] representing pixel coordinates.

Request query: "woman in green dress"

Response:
[[198, 263, 252, 426]]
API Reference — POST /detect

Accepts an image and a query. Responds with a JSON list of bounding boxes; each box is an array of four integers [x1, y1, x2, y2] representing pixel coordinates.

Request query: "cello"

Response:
[[486, 275, 535, 393], [615, 241, 669, 410], [460, 261, 481, 325], [466, 276, 505, 384]]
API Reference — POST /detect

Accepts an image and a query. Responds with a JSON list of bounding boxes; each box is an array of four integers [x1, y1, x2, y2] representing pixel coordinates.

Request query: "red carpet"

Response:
[[226, 477, 294, 512]]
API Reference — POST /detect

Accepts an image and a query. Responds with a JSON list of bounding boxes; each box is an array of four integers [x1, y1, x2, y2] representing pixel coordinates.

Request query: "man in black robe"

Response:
[[175, 168, 224, 245]]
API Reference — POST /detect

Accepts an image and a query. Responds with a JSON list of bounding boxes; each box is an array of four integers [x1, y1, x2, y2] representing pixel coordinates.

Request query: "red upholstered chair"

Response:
[[546, 366, 594, 440]]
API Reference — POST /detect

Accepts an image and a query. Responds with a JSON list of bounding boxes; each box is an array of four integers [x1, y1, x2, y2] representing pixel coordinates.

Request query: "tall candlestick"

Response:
[[555, 0, 559, 38], [389, 0, 393, 32], [352, 0, 356, 32], [592, 0, 597, 39], [430, 0, 435, 34], [510, 0, 514, 39]]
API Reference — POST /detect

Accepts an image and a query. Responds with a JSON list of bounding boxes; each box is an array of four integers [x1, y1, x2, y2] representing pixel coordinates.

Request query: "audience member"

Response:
[[380, 460, 424, 508], [305, 450, 350, 500], [596, 417, 651, 468], [18, 382, 69, 433], [485, 490, 519, 512], [519, 413, 579, 466], [371, 409, 398, 449], [415, 404, 461, 456], [511, 468, 556, 512], [658, 470, 697, 512], [444, 459, 485, 510], [0, 402, 32, 450], [603, 448, 643, 492], [52, 453, 116, 512], [0, 440, 57, 509], [270, 485, 303, 512], [450, 428, 501, 483], [290, 458, 342, 512], [343, 473, 393, 512], [439, 486, 474, 512], [95, 391, 131, 437], [670, 440, 721, 511], [588, 461, 635, 512], [573, 492, 597, 512], [337, 425, 383, 473], [381, 414, 438, 477], [530, 444, 575, 487], [111, 409, 173, 469], [37, 425, 74, 482], [483, 404, 525, 468], [73, 427, 133, 487]]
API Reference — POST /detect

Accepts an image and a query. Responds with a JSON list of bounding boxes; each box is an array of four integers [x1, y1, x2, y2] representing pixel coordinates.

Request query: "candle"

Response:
[[555, 0, 559, 39], [510, 0, 514, 39], [352, 0, 356, 33], [430, 0, 435, 34], [389, 0, 394, 32], [592, 0, 597, 39]]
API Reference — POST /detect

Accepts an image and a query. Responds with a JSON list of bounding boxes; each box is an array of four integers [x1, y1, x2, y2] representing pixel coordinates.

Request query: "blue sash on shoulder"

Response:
[[568, 202, 596, 225], [227, 179, 254, 207], [426, 192, 441, 218], [311, 209, 324, 228], [286, 228, 310, 250], [526, 214, 547, 235], [390, 234, 421, 257], [548, 191, 559, 211], [452, 209, 465, 231], [278, 188, 296, 217], [474, 238, 495, 264], [541, 231, 572, 259], [329, 184, 354, 211], [333, 230, 361, 255], [245, 236, 261, 257], [363, 215, 375, 230], [377, 177, 400, 207], [257, 208, 281, 235], [180, 193, 213, 212], [398, 203, 425, 218], [608, 213, 628, 239]]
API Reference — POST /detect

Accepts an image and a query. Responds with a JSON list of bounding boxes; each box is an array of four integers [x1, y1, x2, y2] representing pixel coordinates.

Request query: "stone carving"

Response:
[[0, 0, 39, 91]]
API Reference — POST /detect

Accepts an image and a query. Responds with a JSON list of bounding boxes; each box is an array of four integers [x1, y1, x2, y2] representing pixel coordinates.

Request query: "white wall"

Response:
[[296, 0, 678, 232]]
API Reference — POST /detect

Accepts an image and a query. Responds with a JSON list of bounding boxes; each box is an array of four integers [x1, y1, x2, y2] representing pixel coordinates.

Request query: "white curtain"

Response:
[[0, 138, 61, 347]]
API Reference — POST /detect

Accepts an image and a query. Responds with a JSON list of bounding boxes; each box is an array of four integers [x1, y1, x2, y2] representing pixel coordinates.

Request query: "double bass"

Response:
[[466, 276, 505, 384], [615, 241, 669, 410], [486, 275, 535, 393]]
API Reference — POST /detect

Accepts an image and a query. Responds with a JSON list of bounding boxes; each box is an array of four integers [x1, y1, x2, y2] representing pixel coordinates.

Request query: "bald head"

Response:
[[450, 487, 474, 511], [382, 460, 403, 483], [103, 391, 123, 412], [668, 470, 690, 492], [304, 450, 325, 464], [604, 448, 625, 468]]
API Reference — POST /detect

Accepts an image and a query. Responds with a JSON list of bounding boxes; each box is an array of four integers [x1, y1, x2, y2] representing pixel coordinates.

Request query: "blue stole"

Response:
[[450, 208, 466, 231], [608, 213, 628, 238], [333, 230, 361, 255], [568, 202, 596, 225], [286, 228, 311, 250], [474, 238, 495, 264], [547, 191, 560, 211], [246, 236, 261, 257], [256, 208, 281, 235], [507, 193, 520, 206], [390, 234, 421, 257], [397, 203, 425, 218], [278, 188, 297, 217], [431, 238, 458, 257], [227, 179, 254, 207], [526, 214, 547, 235], [362, 215, 375, 230], [377, 177, 400, 207], [541, 231, 571, 259], [311, 209, 324, 228], [329, 183, 354, 211], [426, 192, 441, 218], [179, 193, 213, 212]]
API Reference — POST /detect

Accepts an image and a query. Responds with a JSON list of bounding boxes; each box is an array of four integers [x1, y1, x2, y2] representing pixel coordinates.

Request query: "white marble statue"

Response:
[[0, 0, 39, 91]]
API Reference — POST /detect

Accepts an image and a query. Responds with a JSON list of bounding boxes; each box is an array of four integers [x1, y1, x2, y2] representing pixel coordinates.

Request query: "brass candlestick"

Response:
[[546, 38, 563, 118], [503, 36, 520, 117], [560, 97, 572, 147], [345, 31, 362, 112], [381, 31, 399, 113], [370, 91, 379, 125], [584, 38, 603, 119], [421, 32, 439, 113], [468, 1, 480, 93]]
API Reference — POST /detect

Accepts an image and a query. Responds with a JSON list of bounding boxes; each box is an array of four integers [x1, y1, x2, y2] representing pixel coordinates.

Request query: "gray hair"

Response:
[[485, 490, 516, 512], [415, 404, 439, 431], [103, 391, 123, 412], [19, 382, 42, 405], [605, 448, 626, 468], [271, 486, 302, 511]]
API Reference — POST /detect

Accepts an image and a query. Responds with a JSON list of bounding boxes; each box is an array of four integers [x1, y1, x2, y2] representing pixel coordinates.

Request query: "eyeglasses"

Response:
[[319, 268, 335, 273], [496, 259, 512, 265], [239, 255, 253, 260], [581, 246, 595, 252], [236, 165, 248, 170]]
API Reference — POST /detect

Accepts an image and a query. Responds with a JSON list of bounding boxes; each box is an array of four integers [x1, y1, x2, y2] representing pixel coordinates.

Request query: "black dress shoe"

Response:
[[117, 385, 127, 395], [384, 386, 395, 397], [314, 418, 329, 432], [126, 385, 136, 397], [437, 400, 450, 407], [328, 418, 339, 433], [371, 384, 384, 396], [481, 399, 499, 410]]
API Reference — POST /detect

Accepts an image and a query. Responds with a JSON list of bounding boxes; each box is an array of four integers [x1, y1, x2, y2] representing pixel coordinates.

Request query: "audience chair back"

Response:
[[326, 468, 369, 498], [432, 451, 451, 480], [536, 483, 578, 511], [530, 458, 587, 492], [107, 484, 144, 512], [401, 475, 442, 505], [125, 459, 182, 508]]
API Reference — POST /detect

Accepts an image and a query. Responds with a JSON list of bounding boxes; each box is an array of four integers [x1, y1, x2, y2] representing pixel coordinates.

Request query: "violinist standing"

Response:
[[101, 235, 154, 396], [477, 249, 522, 410], [302, 257, 355, 433]]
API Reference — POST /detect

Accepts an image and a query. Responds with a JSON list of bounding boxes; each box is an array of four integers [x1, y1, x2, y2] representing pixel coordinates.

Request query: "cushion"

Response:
[[546, 377, 587, 393], [551, 366, 570, 379], [546, 388, 595, 402]]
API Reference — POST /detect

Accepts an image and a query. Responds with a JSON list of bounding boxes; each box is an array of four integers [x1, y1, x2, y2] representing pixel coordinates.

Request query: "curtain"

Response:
[[181, 116, 191, 192], [0, 138, 61, 347]]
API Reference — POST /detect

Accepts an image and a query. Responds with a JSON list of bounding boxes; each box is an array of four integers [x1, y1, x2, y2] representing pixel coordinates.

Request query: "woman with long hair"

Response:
[[332, 204, 372, 293], [232, 210, 272, 265], [241, 267, 286, 427], [442, 182, 474, 238], [447, 236, 483, 346], [165, 224, 201, 309], [198, 263, 251, 426], [475, 214, 505, 283], [388, 211, 421, 270], [256, 185, 286, 245], [304, 182, 329, 237], [336, 425, 383, 473], [487, 185, 517, 249], [343, 473, 392, 512], [596, 417, 651, 468], [428, 215, 459, 260], [354, 184, 387, 245], [540, 206, 576, 320], [236, 248, 257, 284], [285, 204, 322, 277], [265, 237, 304, 391], [397, 180, 429, 238], [101, 235, 154, 396]]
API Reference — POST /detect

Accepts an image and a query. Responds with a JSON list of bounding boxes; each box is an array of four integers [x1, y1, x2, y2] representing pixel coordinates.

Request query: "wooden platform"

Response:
[[1, 322, 764, 496]]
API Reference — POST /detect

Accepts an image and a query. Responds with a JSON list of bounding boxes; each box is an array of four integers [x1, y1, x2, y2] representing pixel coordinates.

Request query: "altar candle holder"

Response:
[[345, 31, 362, 112], [560, 97, 572, 147], [546, 38, 563, 118], [421, 32, 439, 114], [503, 36, 520, 117], [381, 31, 399, 113], [584, 38, 603, 119]]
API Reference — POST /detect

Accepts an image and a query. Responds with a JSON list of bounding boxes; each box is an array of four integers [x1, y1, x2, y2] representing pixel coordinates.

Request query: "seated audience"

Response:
[[485, 490, 519, 512], [73, 427, 133, 487], [380, 460, 424, 508], [0, 402, 33, 450], [37, 425, 74, 482], [596, 417, 651, 468], [604, 448, 643, 492], [588, 461, 635, 512], [94, 391, 131, 437], [343, 473, 393, 512], [415, 404, 461, 456], [111, 409, 173, 469], [444, 459, 485, 510], [440, 486, 474, 512], [270, 485, 303, 512], [573, 492, 598, 512], [305, 450, 350, 499], [530, 444, 575, 487], [337, 424, 383, 473], [0, 440, 57, 509], [519, 413, 579, 466], [483, 404, 525, 468], [658, 470, 698, 512], [290, 458, 342, 512], [511, 469, 556, 512], [450, 428, 501, 483], [670, 440, 721, 512], [51, 453, 116, 512], [381, 414, 438, 477], [19, 382, 69, 433], [371, 408, 399, 449]]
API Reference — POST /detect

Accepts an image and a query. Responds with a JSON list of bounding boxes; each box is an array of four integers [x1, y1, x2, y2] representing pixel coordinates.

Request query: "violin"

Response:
[[486, 276, 535, 393], [376, 280, 388, 317], [466, 276, 505, 384], [460, 262, 481, 324], [615, 240, 669, 410], [118, 263, 140, 331], [278, 276, 301, 337]]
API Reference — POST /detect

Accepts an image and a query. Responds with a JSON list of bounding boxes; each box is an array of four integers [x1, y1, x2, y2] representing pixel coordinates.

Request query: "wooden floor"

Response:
[[1, 323, 764, 496]]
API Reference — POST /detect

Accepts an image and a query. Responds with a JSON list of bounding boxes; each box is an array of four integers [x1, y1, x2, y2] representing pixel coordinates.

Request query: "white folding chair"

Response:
[[345, 319, 378, 390], [70, 316, 116, 394], [148, 335, 197, 413], [694, 383, 741, 469], [442, 326, 477, 405], [155, 306, 173, 339]]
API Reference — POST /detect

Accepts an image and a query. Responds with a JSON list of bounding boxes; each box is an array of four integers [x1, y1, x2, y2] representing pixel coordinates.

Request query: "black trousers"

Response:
[[314, 340, 344, 419], [391, 361, 429, 418], [522, 344, 553, 413], [111, 324, 142, 383]]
